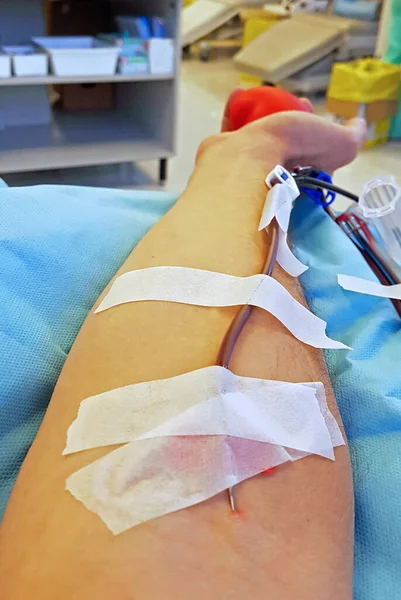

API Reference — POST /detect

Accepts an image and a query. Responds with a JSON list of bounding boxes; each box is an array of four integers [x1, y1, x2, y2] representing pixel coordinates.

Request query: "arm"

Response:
[[0, 112, 366, 600]]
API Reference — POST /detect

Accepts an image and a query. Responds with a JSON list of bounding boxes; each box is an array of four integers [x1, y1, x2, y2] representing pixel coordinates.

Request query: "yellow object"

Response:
[[364, 118, 391, 149], [240, 14, 282, 86], [183, 0, 195, 6], [328, 58, 401, 103], [327, 58, 399, 149]]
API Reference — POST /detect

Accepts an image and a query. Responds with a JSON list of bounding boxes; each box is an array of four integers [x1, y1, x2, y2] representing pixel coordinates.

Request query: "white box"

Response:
[[0, 52, 12, 78], [147, 38, 175, 75], [98, 36, 149, 75], [119, 54, 149, 75], [32, 37, 119, 77], [3, 46, 48, 77]]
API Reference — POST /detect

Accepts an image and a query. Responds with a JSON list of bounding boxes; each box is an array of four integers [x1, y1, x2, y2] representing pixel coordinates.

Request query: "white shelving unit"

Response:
[[0, 0, 180, 184], [0, 73, 174, 86]]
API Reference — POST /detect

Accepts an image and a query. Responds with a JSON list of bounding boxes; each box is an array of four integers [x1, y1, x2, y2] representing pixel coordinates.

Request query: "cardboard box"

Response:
[[326, 97, 398, 123], [97, 35, 149, 74], [56, 83, 114, 111]]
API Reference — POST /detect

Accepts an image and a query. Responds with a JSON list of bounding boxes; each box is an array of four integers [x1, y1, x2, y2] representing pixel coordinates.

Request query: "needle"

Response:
[[227, 487, 236, 512]]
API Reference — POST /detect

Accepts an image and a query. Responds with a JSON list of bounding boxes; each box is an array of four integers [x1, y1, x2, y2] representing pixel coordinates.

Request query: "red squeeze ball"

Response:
[[229, 87, 313, 131]]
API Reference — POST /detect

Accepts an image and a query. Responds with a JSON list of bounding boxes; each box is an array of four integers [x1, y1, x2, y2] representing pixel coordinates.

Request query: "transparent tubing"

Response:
[[360, 177, 401, 263]]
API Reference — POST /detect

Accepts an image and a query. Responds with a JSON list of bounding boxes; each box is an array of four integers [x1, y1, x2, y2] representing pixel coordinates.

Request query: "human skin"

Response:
[[0, 107, 367, 600]]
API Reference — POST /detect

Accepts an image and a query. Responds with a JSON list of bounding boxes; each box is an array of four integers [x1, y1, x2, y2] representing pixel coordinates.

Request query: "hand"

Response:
[[199, 89, 367, 175]]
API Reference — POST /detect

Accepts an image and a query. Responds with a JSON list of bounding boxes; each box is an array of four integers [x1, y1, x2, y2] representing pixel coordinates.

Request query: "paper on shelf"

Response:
[[258, 182, 307, 277], [64, 366, 342, 457], [65, 367, 344, 534], [338, 273, 401, 300], [148, 38, 175, 75], [95, 267, 350, 350]]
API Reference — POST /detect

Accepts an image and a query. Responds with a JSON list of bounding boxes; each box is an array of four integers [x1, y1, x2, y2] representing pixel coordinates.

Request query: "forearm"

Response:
[[0, 139, 353, 599]]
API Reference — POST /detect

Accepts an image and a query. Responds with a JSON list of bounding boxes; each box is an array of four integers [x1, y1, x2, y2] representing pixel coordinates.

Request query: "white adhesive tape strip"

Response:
[[277, 230, 308, 277], [258, 182, 308, 277], [95, 267, 349, 350], [65, 368, 343, 534], [259, 184, 298, 233], [67, 436, 301, 534], [338, 273, 401, 300], [64, 366, 343, 458]]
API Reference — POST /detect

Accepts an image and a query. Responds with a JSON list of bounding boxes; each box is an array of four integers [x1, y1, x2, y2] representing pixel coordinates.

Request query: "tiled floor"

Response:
[[143, 57, 239, 195], [160, 57, 401, 211]]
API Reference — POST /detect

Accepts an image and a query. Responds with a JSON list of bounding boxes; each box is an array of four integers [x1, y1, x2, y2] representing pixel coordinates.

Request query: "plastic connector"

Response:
[[360, 177, 400, 218], [300, 170, 336, 206], [360, 177, 401, 263], [265, 165, 298, 194]]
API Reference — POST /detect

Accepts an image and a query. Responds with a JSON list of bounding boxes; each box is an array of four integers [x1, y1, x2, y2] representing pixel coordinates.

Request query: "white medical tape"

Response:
[[258, 179, 308, 277], [277, 230, 308, 277], [259, 183, 298, 233], [66, 437, 303, 534], [65, 367, 344, 534], [64, 366, 343, 458], [95, 267, 350, 350], [338, 273, 401, 300]]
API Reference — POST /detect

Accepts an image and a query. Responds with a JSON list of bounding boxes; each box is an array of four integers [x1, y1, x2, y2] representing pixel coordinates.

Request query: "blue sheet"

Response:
[[0, 182, 400, 598], [0, 182, 177, 516], [291, 197, 401, 600]]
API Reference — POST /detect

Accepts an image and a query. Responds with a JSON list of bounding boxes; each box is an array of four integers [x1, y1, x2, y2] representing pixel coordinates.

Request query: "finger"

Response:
[[254, 112, 367, 172], [299, 97, 314, 113], [320, 117, 367, 171], [344, 117, 368, 148], [221, 88, 243, 133]]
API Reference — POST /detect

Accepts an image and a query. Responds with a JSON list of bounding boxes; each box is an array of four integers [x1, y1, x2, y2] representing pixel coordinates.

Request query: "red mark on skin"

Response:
[[262, 468, 276, 475], [228, 507, 245, 518]]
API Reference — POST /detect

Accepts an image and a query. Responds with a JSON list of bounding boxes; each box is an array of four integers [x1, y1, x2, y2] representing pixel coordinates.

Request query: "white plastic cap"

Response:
[[265, 165, 298, 194], [360, 177, 401, 219]]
